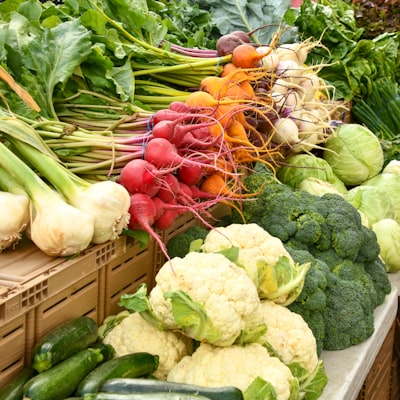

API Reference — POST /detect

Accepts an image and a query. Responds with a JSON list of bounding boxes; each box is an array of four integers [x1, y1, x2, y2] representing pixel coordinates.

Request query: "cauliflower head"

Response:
[[202, 223, 310, 305], [258, 300, 319, 373], [167, 342, 296, 400], [102, 312, 192, 379], [149, 252, 265, 347]]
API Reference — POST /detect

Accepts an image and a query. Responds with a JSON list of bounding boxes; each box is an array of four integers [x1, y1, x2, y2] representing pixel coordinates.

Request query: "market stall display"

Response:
[[0, 0, 400, 399]]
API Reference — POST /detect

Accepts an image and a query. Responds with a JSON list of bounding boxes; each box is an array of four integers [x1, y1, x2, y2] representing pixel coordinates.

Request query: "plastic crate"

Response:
[[102, 237, 155, 318], [0, 313, 33, 387], [0, 235, 154, 387], [0, 237, 126, 325], [356, 320, 396, 400]]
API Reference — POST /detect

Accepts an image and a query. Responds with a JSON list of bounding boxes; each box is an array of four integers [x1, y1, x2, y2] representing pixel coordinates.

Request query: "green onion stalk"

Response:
[[0, 117, 131, 246]]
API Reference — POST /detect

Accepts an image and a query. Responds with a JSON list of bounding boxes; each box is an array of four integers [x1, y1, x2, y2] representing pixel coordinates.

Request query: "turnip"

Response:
[[271, 117, 300, 145]]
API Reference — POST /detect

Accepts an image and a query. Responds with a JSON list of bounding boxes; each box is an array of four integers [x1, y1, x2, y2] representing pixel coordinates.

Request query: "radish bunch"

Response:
[[118, 101, 245, 260]]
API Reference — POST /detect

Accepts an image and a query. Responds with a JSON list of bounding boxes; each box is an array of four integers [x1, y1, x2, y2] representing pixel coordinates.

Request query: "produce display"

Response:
[[0, 0, 400, 399]]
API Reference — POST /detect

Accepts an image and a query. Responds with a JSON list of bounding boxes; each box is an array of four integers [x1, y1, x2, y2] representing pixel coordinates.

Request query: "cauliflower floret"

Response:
[[167, 342, 295, 400], [102, 312, 192, 379], [202, 223, 310, 305], [258, 300, 319, 373], [202, 223, 292, 286], [149, 252, 264, 346]]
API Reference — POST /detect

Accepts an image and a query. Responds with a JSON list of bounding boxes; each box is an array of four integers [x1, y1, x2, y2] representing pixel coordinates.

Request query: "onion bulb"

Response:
[[30, 192, 95, 257], [0, 191, 30, 251]]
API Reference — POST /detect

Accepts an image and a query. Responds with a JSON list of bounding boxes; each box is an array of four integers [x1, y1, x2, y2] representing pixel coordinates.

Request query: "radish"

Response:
[[128, 192, 170, 260], [178, 164, 205, 186], [119, 159, 162, 197], [144, 137, 214, 170], [156, 173, 181, 203]]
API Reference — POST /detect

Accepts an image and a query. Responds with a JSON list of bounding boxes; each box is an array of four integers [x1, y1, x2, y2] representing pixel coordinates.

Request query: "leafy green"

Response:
[[243, 376, 278, 400], [290, 0, 400, 100], [198, 0, 296, 44]]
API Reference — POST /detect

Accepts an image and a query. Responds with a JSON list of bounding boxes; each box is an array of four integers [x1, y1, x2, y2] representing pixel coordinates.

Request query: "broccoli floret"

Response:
[[331, 260, 378, 309], [323, 274, 375, 350], [286, 248, 329, 355], [356, 225, 381, 264], [364, 258, 392, 305], [166, 225, 208, 258]]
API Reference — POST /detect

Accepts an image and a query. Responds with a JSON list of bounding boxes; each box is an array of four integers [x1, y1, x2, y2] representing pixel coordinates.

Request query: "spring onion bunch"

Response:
[[0, 116, 131, 254]]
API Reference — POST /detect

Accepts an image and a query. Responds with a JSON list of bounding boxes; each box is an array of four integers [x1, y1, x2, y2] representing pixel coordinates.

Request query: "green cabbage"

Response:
[[277, 154, 348, 194], [323, 124, 384, 186], [372, 219, 400, 273]]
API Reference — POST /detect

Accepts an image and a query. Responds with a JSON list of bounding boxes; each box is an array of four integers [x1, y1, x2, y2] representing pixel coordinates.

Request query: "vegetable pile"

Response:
[[0, 1, 399, 399]]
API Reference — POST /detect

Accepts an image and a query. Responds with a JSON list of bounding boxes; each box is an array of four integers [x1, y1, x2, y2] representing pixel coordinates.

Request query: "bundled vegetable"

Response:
[[0, 116, 131, 255]]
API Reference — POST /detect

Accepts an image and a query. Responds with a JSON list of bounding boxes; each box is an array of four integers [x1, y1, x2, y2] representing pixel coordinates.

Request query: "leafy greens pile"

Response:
[[289, 0, 400, 100]]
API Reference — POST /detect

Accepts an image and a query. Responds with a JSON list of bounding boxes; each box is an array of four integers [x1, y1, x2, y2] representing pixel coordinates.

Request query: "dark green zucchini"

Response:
[[0, 367, 36, 400], [84, 393, 212, 400], [23, 347, 103, 400], [89, 342, 115, 362], [100, 378, 244, 400], [32, 316, 98, 373], [75, 352, 159, 396]]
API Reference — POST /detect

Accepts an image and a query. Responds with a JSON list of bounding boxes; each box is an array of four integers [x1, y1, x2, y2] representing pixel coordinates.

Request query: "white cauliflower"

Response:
[[102, 312, 192, 379], [167, 342, 296, 400], [201, 223, 310, 305], [148, 252, 265, 347], [258, 300, 319, 373]]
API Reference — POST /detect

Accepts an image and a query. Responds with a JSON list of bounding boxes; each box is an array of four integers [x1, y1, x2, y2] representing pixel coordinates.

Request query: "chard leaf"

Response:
[[21, 19, 92, 118]]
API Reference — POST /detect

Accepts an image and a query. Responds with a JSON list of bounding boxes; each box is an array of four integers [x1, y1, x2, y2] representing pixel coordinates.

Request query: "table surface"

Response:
[[319, 274, 399, 400]]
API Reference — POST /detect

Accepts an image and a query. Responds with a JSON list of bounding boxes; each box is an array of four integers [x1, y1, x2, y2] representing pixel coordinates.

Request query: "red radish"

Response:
[[154, 208, 179, 230], [178, 164, 205, 186], [168, 101, 192, 113], [144, 137, 213, 170], [119, 159, 161, 197], [156, 173, 181, 203], [128, 192, 170, 261]]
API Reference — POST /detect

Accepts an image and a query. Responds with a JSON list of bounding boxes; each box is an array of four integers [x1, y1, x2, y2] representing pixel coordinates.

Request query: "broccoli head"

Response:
[[166, 225, 208, 258], [323, 273, 375, 350], [231, 168, 393, 352]]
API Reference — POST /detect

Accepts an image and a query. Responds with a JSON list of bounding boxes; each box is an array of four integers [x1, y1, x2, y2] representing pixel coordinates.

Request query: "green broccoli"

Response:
[[364, 258, 392, 305], [166, 225, 208, 258], [323, 273, 375, 350], [232, 167, 392, 351]]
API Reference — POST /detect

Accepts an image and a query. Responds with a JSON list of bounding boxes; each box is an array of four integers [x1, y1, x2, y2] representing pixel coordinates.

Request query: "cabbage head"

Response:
[[362, 173, 400, 223], [344, 185, 395, 228], [323, 124, 384, 186], [372, 219, 400, 273], [277, 154, 347, 194]]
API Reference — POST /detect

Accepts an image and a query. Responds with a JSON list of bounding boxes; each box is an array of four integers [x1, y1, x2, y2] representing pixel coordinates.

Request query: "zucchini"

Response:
[[32, 316, 98, 373], [84, 393, 212, 400], [75, 352, 159, 396], [0, 367, 36, 400], [100, 378, 244, 400], [89, 342, 115, 362], [23, 347, 103, 400]]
